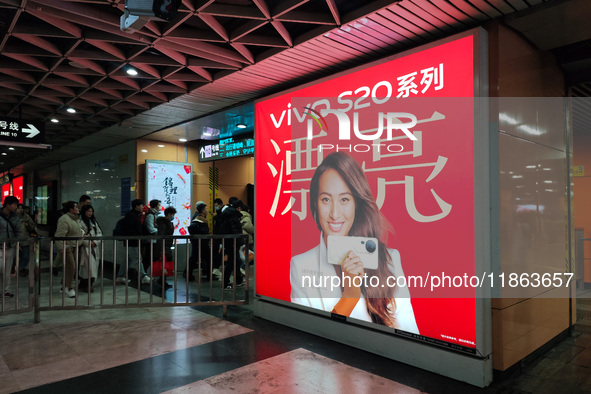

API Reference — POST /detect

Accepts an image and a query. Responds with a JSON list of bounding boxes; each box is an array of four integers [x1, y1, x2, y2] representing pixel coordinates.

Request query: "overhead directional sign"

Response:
[[0, 117, 45, 143], [198, 135, 254, 162]]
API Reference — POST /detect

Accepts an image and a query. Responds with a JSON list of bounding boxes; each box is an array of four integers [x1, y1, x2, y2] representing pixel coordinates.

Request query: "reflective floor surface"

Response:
[[2, 285, 591, 393]]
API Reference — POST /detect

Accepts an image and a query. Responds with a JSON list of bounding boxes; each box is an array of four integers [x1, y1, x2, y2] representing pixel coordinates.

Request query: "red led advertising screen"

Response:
[[256, 34, 480, 353], [13, 175, 23, 202], [2, 183, 11, 200]]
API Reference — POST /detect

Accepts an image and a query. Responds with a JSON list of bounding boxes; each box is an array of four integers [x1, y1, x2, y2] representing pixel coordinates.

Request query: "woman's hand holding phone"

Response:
[[332, 250, 364, 316], [340, 250, 364, 297]]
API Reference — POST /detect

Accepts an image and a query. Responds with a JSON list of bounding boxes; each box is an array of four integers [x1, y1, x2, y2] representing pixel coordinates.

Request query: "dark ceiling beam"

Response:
[[0, 82, 26, 93], [3, 54, 48, 71], [94, 87, 123, 99], [132, 63, 161, 78], [154, 40, 243, 67], [25, 8, 82, 38], [229, 19, 267, 41], [200, 3, 266, 19], [197, 14, 230, 41], [11, 23, 74, 38], [52, 72, 89, 86], [46, 84, 76, 96], [85, 40, 127, 60], [0, 69, 36, 83], [325, 0, 341, 25], [272, 0, 309, 18], [229, 43, 254, 64], [252, 0, 271, 19], [68, 49, 122, 61], [165, 26, 226, 42], [0, 0, 24, 52], [61, 58, 106, 75], [187, 65, 213, 82], [186, 58, 239, 70], [10, 35, 62, 56], [151, 46, 186, 66], [234, 34, 291, 48], [275, 11, 336, 25], [271, 20, 293, 47]]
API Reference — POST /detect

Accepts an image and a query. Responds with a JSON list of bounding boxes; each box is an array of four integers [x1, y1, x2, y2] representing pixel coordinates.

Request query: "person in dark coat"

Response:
[[214, 198, 244, 288], [116, 199, 151, 285], [186, 201, 210, 281]]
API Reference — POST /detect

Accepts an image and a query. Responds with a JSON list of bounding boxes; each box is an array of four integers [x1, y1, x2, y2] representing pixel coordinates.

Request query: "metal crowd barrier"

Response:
[[0, 234, 250, 323]]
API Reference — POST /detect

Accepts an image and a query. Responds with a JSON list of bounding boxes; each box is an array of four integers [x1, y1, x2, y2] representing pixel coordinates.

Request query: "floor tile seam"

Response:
[[16, 330, 298, 394]]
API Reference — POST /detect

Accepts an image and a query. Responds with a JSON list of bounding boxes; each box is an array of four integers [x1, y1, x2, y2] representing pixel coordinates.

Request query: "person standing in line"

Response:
[[79, 195, 92, 209], [235, 200, 254, 250], [211, 198, 224, 278], [116, 199, 151, 285], [78, 204, 103, 292], [153, 206, 176, 289], [142, 199, 160, 269], [10, 203, 36, 277], [0, 196, 18, 297], [155, 206, 176, 263], [187, 201, 210, 281], [55, 201, 83, 298], [215, 198, 244, 289]]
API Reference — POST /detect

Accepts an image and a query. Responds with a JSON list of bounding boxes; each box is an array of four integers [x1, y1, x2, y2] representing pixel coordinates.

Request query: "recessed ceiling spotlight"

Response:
[[141, 149, 148, 153], [158, 144, 165, 148], [179, 138, 187, 142], [126, 67, 138, 76], [51, 118, 59, 123], [67, 108, 76, 113], [1, 153, 6, 156], [237, 123, 247, 129], [8, 147, 14, 151]]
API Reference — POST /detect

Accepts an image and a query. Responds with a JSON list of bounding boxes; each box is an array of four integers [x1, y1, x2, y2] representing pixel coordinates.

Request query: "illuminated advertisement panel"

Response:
[[2, 183, 11, 200], [256, 35, 478, 353], [13, 175, 23, 202], [145, 160, 192, 242]]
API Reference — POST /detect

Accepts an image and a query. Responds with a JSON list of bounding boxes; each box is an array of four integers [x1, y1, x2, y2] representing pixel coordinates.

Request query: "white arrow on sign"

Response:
[[22, 124, 40, 138], [200, 147, 205, 154]]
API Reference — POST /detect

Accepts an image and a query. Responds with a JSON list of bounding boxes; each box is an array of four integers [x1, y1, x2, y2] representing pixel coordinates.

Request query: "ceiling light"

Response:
[[158, 144, 165, 148], [179, 138, 187, 142], [237, 123, 247, 129], [141, 149, 148, 153], [67, 108, 76, 113], [51, 118, 59, 123], [8, 147, 14, 151], [126, 68, 138, 76], [1, 153, 6, 156]]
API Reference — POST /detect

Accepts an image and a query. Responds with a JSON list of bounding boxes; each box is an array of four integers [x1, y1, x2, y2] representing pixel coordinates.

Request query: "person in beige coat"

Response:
[[55, 201, 83, 298]]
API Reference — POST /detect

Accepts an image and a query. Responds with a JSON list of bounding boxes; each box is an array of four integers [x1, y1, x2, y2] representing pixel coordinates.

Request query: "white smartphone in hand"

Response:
[[327, 235, 379, 270]]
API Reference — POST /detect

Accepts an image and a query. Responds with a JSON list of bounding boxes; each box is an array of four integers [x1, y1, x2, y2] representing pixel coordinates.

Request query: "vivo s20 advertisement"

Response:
[[256, 35, 479, 353]]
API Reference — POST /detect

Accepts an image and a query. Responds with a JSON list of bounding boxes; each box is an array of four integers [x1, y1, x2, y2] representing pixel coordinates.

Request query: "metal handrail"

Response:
[[1, 233, 250, 323]]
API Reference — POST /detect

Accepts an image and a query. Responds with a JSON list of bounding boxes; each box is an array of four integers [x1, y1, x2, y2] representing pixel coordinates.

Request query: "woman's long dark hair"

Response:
[[310, 152, 397, 327], [80, 204, 99, 234]]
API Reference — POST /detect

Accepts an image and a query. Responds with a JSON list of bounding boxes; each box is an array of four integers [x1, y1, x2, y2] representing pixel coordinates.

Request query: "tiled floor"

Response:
[[2, 275, 591, 393]]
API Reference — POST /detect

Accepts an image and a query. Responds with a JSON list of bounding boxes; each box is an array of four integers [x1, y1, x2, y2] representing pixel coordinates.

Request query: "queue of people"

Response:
[[186, 196, 255, 289], [0, 192, 253, 299]]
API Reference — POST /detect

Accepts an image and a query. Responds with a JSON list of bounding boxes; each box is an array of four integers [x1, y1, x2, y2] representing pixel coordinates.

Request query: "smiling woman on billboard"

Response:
[[290, 152, 419, 333]]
